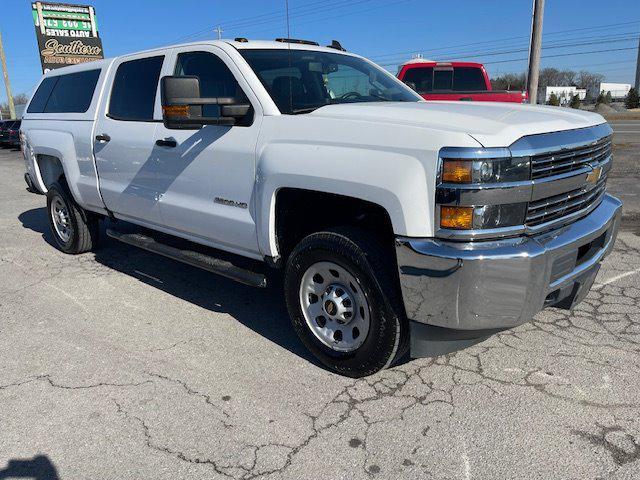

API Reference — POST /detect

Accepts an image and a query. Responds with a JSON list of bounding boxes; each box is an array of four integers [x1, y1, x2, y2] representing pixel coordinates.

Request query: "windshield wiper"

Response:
[[290, 106, 321, 114], [368, 92, 394, 102]]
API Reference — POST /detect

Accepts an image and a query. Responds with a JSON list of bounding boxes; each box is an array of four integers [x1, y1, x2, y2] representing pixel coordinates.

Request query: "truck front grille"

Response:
[[526, 174, 607, 227], [530, 135, 612, 179]]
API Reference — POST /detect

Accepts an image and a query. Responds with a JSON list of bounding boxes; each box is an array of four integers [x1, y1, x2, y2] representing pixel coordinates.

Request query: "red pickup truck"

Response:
[[397, 60, 528, 103]]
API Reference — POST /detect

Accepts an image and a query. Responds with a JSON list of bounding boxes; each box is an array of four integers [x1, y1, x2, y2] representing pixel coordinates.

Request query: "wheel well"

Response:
[[275, 188, 396, 263], [36, 154, 65, 189]]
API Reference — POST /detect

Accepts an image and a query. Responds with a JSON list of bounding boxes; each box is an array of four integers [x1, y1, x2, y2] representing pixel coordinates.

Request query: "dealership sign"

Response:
[[31, 2, 104, 72]]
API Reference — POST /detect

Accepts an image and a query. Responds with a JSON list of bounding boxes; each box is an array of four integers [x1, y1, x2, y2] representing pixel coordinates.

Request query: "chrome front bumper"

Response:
[[395, 194, 622, 330]]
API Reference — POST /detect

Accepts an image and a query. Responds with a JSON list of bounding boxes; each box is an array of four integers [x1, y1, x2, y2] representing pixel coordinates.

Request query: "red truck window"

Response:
[[433, 70, 453, 90], [452, 67, 486, 91], [402, 67, 433, 93]]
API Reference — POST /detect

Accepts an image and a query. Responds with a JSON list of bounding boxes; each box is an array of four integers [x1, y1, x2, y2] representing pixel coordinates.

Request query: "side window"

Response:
[[44, 70, 101, 113], [27, 70, 100, 113], [453, 67, 487, 91], [174, 51, 245, 117], [402, 67, 433, 93], [109, 56, 164, 121], [433, 69, 453, 91], [27, 77, 58, 113]]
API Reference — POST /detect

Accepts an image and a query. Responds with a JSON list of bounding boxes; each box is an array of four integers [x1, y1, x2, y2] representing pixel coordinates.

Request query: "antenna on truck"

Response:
[[284, 0, 293, 114]]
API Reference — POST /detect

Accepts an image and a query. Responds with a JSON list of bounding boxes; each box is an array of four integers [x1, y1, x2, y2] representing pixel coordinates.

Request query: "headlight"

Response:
[[441, 157, 530, 184], [436, 147, 531, 237]]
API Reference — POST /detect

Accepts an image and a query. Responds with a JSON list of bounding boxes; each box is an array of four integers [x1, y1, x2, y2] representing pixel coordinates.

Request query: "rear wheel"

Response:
[[284, 227, 407, 377], [46, 182, 99, 254]]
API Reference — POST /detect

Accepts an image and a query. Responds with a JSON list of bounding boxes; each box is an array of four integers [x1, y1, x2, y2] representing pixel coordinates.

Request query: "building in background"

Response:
[[31, 2, 104, 73], [599, 82, 631, 100], [545, 86, 587, 105]]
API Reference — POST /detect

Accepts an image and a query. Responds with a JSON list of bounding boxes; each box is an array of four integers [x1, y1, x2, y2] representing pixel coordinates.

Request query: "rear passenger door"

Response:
[[94, 53, 171, 226]]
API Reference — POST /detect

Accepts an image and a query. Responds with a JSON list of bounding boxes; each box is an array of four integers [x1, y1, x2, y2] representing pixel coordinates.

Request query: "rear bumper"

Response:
[[395, 194, 622, 330]]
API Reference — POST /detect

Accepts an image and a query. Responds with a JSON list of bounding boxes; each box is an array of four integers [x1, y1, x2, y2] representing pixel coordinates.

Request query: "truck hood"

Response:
[[308, 101, 606, 147]]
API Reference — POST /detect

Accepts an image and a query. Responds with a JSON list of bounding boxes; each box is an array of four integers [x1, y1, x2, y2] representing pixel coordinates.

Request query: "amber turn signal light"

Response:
[[442, 160, 472, 183], [440, 206, 473, 229], [162, 105, 190, 117]]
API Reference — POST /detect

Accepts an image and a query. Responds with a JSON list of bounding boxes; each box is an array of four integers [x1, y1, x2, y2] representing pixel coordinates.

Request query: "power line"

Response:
[[239, 0, 414, 38], [376, 36, 638, 67], [366, 19, 640, 62], [169, 0, 377, 44], [482, 46, 638, 65], [369, 31, 640, 65]]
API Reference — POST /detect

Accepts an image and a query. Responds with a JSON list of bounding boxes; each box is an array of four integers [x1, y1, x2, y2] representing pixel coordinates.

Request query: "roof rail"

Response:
[[326, 40, 346, 51], [275, 38, 319, 46], [234, 37, 249, 43]]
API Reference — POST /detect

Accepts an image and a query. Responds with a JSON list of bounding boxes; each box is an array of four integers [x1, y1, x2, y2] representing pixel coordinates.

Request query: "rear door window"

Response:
[[27, 77, 58, 113], [109, 56, 164, 121], [27, 70, 100, 114], [452, 67, 487, 91], [43, 69, 101, 113]]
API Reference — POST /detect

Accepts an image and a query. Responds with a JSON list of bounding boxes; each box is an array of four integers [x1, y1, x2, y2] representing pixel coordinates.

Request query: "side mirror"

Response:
[[160, 76, 251, 129], [403, 81, 417, 92]]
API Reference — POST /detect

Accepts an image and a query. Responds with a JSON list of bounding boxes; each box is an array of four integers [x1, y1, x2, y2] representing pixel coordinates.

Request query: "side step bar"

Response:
[[106, 229, 267, 288]]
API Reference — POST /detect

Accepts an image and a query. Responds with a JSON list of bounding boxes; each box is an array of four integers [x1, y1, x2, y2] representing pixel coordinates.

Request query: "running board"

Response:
[[106, 229, 267, 288]]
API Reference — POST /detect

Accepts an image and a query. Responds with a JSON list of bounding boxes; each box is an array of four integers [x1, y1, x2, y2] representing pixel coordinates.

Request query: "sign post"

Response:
[[31, 2, 104, 73]]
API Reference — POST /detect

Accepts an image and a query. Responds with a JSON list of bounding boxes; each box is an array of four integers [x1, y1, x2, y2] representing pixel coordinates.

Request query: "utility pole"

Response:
[[635, 35, 640, 92], [0, 30, 16, 119], [213, 25, 223, 40], [526, 0, 545, 105]]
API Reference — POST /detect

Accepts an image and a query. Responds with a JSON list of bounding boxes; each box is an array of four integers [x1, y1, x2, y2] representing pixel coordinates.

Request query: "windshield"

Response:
[[240, 49, 421, 114]]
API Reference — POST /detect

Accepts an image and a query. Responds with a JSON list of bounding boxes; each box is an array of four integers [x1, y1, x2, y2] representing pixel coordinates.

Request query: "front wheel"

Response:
[[284, 228, 407, 377]]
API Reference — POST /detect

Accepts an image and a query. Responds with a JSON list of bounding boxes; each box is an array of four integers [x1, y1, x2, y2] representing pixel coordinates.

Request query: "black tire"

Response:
[[46, 181, 99, 254], [284, 227, 408, 377]]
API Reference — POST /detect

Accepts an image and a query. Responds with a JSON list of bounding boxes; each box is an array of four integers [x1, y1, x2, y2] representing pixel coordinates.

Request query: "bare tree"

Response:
[[576, 71, 605, 100], [491, 73, 527, 91]]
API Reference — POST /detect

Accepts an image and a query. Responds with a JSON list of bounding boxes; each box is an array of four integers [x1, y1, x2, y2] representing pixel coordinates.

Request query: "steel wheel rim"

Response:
[[299, 261, 370, 352], [51, 196, 71, 243]]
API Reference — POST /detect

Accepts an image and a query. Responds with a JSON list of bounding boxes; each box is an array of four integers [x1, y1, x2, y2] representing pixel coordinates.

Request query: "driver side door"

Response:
[[154, 46, 262, 257]]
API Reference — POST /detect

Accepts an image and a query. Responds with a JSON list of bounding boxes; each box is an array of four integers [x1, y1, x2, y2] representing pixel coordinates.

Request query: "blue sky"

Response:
[[1, 0, 638, 103]]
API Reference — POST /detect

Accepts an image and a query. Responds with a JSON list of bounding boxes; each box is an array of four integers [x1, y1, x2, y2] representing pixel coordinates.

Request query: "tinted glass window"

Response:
[[453, 67, 487, 91], [241, 49, 418, 114], [174, 51, 244, 117], [433, 70, 453, 90], [27, 77, 58, 113], [402, 67, 433, 93], [109, 56, 164, 121], [43, 69, 101, 113]]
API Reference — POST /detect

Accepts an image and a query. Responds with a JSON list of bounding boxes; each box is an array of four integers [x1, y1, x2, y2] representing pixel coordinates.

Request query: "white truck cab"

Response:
[[21, 38, 621, 377]]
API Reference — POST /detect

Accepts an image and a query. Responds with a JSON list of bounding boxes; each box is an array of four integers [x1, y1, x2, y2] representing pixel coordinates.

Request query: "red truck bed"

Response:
[[397, 61, 528, 103]]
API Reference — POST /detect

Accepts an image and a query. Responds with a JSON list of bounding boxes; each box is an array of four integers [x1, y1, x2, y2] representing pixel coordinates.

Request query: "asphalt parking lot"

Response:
[[1, 145, 639, 480], [610, 119, 640, 145]]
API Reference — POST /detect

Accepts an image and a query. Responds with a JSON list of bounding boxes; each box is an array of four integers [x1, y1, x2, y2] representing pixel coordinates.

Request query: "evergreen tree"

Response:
[[569, 94, 581, 109], [605, 91, 612, 104], [625, 88, 640, 109], [547, 93, 560, 106]]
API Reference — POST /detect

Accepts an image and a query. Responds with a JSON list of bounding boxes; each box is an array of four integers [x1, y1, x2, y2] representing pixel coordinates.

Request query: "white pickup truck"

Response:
[[21, 38, 621, 377]]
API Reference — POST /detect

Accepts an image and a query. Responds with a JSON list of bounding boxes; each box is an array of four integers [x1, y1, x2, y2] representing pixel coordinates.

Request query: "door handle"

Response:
[[95, 133, 111, 142], [156, 138, 177, 148], [459, 97, 473, 101]]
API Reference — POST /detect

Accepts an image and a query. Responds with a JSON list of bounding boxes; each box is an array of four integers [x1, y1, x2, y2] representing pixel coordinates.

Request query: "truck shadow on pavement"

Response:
[[0, 455, 60, 480], [18, 207, 320, 367]]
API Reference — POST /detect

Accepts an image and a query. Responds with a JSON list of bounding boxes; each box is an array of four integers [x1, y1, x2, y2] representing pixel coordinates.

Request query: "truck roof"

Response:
[[40, 39, 359, 78], [400, 60, 486, 69]]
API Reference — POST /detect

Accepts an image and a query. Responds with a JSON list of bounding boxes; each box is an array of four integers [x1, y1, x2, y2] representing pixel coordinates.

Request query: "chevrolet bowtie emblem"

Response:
[[586, 166, 602, 186]]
